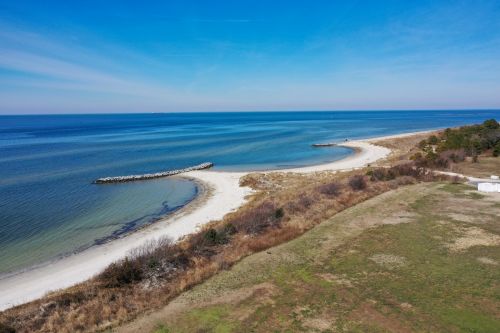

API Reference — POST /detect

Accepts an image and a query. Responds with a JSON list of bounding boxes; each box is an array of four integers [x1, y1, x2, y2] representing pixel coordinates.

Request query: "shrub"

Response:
[[428, 135, 439, 145], [391, 163, 418, 177], [232, 201, 283, 234], [425, 150, 438, 161], [0, 322, 15, 333], [483, 119, 499, 129], [434, 156, 449, 169], [285, 194, 314, 213], [493, 142, 500, 157], [348, 175, 367, 191], [55, 291, 87, 307], [368, 168, 386, 181], [317, 182, 342, 196], [204, 228, 220, 245], [440, 149, 466, 163], [274, 207, 284, 219], [100, 257, 143, 288], [96, 236, 190, 288], [203, 226, 234, 246]]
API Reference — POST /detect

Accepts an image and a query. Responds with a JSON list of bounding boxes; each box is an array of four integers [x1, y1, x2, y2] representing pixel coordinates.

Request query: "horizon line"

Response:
[[1, 108, 500, 116]]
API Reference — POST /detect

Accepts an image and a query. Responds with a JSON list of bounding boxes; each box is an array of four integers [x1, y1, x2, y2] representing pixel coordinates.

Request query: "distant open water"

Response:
[[1, 110, 499, 275]]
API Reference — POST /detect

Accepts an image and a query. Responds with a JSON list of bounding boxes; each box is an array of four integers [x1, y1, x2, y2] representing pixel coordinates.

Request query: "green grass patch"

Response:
[[144, 183, 500, 333]]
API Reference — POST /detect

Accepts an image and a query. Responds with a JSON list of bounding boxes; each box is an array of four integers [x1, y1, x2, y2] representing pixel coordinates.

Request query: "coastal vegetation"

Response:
[[1, 163, 454, 332], [412, 119, 500, 169], [123, 182, 500, 333], [1, 123, 499, 333]]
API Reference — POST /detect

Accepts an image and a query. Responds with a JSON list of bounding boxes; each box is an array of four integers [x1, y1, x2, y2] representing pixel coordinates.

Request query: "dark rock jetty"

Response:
[[93, 162, 214, 184], [312, 143, 338, 147]]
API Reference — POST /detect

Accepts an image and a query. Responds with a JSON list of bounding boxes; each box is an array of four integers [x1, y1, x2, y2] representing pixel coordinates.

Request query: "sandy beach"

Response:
[[0, 133, 412, 311]]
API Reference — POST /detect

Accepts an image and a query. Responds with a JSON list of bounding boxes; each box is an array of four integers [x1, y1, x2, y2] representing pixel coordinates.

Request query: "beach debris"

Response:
[[93, 162, 214, 184]]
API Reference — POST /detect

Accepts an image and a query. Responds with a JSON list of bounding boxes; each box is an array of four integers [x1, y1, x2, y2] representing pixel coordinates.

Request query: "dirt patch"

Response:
[[477, 257, 498, 265], [382, 213, 418, 225], [317, 273, 354, 287], [369, 254, 406, 269], [448, 213, 475, 223], [400, 302, 413, 311], [349, 301, 412, 333], [303, 315, 334, 331], [446, 227, 500, 252]]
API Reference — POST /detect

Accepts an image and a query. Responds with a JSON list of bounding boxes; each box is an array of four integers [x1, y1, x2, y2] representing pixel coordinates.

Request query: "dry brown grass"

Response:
[[0, 161, 457, 333], [450, 156, 500, 178]]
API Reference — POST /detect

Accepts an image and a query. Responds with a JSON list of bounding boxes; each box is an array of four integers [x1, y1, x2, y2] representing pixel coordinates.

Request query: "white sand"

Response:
[[363, 129, 439, 143], [0, 136, 395, 310]]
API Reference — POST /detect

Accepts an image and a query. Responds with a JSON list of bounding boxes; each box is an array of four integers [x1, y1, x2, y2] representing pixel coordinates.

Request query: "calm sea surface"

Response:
[[1, 110, 499, 274]]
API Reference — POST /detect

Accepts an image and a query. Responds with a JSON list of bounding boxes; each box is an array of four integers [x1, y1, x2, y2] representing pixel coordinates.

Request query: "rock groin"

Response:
[[94, 162, 214, 184], [312, 143, 338, 147]]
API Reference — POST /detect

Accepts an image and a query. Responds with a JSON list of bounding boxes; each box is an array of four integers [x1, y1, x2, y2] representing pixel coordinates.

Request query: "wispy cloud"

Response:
[[1, 1, 500, 114], [0, 23, 202, 109], [187, 18, 254, 23]]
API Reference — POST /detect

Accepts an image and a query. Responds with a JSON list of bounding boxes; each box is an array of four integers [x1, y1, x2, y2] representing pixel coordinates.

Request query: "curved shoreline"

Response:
[[0, 136, 396, 310]]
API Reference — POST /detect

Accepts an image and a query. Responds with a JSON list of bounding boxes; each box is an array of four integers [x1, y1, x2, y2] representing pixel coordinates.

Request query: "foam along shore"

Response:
[[0, 138, 394, 310]]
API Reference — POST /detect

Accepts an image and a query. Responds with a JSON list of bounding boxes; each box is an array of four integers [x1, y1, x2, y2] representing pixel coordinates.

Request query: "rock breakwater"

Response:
[[94, 162, 214, 184], [312, 143, 338, 147]]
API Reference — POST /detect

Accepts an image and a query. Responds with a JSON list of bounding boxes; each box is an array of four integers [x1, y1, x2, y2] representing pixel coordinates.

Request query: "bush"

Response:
[[434, 156, 450, 169], [391, 163, 418, 177], [368, 168, 386, 181], [317, 182, 342, 196], [348, 175, 367, 191], [285, 194, 314, 213], [428, 135, 439, 145], [0, 322, 15, 333], [483, 119, 499, 129], [440, 149, 466, 163], [204, 228, 220, 245], [493, 142, 500, 157], [232, 201, 283, 234], [203, 225, 234, 246], [97, 236, 190, 287], [55, 291, 87, 307], [100, 257, 143, 287]]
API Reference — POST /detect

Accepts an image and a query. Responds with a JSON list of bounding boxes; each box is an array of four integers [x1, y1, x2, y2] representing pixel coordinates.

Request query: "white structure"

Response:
[[491, 175, 499, 180], [477, 182, 500, 193]]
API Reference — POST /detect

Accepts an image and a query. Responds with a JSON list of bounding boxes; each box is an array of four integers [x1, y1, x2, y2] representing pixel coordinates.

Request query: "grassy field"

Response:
[[451, 157, 500, 178], [117, 182, 500, 333]]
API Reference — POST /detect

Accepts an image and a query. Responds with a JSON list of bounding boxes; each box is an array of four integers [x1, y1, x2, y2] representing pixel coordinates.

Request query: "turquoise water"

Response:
[[0, 110, 499, 274]]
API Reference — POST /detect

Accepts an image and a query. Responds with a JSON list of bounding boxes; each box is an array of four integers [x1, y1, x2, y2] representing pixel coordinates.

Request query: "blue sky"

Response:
[[1, 0, 500, 114]]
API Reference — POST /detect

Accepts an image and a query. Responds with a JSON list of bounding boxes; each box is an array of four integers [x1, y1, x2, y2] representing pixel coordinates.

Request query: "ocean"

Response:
[[0, 110, 499, 275]]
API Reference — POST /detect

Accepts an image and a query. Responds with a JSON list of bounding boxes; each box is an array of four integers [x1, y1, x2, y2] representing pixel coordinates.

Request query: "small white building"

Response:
[[478, 182, 500, 193]]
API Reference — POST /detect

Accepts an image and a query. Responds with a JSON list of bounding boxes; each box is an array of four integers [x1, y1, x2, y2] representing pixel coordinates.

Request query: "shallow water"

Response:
[[0, 110, 499, 274]]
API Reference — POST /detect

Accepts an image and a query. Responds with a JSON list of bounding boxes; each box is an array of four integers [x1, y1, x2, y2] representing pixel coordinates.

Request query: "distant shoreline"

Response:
[[0, 128, 442, 310]]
